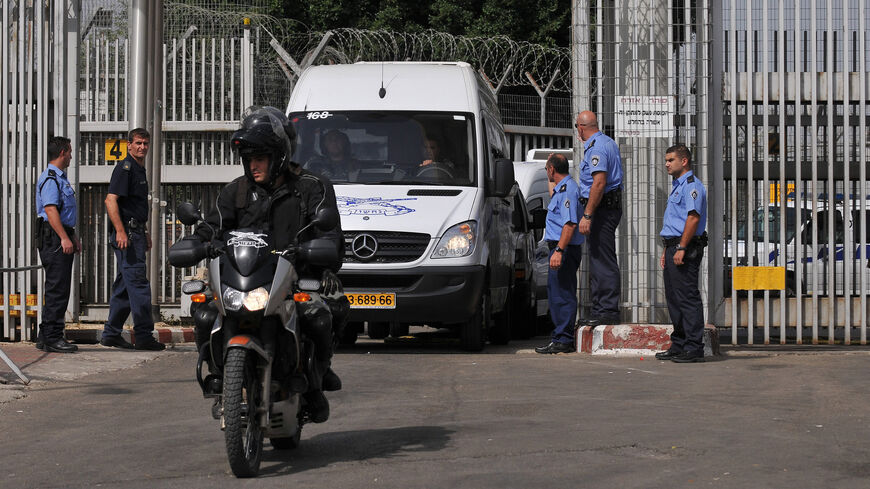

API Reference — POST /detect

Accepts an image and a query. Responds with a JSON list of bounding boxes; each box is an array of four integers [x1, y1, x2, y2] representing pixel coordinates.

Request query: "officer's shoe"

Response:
[[654, 348, 682, 360], [322, 368, 342, 392], [100, 335, 134, 349], [134, 338, 166, 351], [35, 333, 44, 351], [671, 350, 705, 363], [303, 390, 330, 423], [44, 339, 77, 353], [535, 341, 574, 354]]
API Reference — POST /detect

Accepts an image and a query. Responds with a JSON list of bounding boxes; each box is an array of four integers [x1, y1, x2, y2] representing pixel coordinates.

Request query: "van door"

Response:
[[482, 116, 512, 308]]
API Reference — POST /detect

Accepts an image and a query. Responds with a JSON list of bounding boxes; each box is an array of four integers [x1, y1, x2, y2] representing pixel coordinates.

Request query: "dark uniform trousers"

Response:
[[547, 244, 582, 344], [662, 245, 705, 353], [38, 229, 75, 342], [588, 206, 622, 318], [104, 229, 154, 342]]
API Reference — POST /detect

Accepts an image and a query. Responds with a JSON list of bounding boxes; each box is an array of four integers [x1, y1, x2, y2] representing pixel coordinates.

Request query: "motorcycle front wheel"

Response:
[[224, 348, 264, 477]]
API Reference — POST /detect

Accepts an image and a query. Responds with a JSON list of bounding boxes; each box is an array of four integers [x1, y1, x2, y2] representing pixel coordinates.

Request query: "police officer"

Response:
[[191, 106, 346, 422], [100, 128, 165, 351], [35, 136, 81, 353], [655, 144, 708, 363], [536, 153, 584, 354], [576, 111, 623, 325]]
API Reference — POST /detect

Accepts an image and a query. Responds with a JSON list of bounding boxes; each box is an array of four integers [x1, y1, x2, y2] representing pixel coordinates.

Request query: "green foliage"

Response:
[[268, 0, 571, 47]]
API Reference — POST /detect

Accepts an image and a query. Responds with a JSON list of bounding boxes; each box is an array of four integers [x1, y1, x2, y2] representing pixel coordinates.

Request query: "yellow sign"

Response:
[[769, 182, 795, 204], [732, 266, 786, 290], [105, 139, 127, 161]]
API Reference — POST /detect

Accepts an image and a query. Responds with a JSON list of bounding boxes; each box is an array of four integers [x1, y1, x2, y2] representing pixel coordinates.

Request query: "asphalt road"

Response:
[[2, 338, 870, 488]]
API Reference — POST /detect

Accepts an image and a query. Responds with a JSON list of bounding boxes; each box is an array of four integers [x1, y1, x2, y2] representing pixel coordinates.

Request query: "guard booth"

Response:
[[575, 0, 870, 345]]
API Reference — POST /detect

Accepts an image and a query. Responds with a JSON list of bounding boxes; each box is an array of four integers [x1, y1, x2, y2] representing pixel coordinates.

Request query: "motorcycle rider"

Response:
[[192, 106, 348, 422]]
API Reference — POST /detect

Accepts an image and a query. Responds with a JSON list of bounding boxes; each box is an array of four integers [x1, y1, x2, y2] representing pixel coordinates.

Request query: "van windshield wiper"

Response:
[[367, 180, 450, 186]]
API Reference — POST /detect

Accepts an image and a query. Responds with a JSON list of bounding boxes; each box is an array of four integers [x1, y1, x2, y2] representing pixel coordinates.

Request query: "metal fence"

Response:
[[721, 0, 870, 344]]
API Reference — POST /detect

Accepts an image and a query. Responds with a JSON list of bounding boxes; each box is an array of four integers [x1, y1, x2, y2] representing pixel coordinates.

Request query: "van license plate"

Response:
[[347, 293, 396, 309]]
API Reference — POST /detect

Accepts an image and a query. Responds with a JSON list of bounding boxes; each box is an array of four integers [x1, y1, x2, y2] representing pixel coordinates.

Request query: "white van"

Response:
[[725, 195, 870, 296], [286, 62, 541, 350]]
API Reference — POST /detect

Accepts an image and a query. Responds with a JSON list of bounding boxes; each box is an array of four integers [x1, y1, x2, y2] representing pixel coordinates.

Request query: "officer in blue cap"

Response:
[[35, 136, 81, 353], [576, 111, 623, 325], [100, 128, 165, 351], [535, 153, 584, 354], [655, 144, 708, 363]]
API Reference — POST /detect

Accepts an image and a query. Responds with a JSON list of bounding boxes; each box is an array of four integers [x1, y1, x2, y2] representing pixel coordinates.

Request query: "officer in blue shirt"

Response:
[[35, 136, 81, 353], [576, 111, 623, 325], [100, 128, 165, 351], [536, 153, 584, 354], [655, 144, 708, 363]]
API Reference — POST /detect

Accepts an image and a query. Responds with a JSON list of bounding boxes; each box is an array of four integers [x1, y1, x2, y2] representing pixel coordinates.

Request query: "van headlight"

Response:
[[222, 286, 270, 312], [432, 221, 477, 258]]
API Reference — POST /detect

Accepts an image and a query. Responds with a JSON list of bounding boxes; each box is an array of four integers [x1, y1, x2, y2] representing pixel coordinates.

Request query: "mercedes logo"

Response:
[[351, 233, 378, 260]]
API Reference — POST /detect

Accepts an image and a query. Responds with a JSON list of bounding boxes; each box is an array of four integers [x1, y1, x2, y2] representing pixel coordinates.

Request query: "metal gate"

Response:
[[722, 0, 869, 344], [573, 0, 716, 325]]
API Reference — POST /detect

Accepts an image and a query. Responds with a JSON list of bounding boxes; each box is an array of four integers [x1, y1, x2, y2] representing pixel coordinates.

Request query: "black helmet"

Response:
[[231, 106, 297, 185]]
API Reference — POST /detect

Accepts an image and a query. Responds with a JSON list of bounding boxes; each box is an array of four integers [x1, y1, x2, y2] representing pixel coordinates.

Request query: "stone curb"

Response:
[[65, 327, 195, 345], [575, 323, 720, 357]]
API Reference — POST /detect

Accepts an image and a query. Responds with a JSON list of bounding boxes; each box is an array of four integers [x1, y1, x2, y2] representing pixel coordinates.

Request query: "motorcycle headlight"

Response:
[[242, 287, 270, 311], [222, 286, 244, 312], [432, 221, 477, 258]]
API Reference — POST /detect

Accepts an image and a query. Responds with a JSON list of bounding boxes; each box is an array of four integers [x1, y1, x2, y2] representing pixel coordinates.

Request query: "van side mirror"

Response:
[[530, 208, 547, 230], [491, 158, 515, 198]]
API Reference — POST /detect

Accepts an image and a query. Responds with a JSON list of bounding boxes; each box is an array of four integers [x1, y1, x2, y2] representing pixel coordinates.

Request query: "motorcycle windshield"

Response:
[[225, 229, 275, 279]]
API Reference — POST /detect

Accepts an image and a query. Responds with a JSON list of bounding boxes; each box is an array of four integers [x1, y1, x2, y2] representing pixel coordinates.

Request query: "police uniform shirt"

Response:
[[660, 170, 707, 237], [545, 175, 585, 245], [578, 131, 624, 198], [36, 165, 77, 228], [107, 154, 149, 224]]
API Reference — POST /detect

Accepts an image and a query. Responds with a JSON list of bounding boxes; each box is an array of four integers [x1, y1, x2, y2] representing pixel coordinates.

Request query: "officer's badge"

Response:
[[48, 169, 57, 176], [121, 161, 131, 170], [591, 155, 600, 167], [691, 190, 698, 199], [565, 200, 570, 208], [559, 184, 566, 192]]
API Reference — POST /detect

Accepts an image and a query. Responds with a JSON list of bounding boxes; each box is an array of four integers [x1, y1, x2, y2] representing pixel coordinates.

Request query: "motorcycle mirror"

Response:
[[176, 202, 203, 226], [311, 207, 339, 232]]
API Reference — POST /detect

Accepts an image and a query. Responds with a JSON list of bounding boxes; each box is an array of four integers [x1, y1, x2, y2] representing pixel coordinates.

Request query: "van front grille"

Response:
[[343, 231, 430, 263]]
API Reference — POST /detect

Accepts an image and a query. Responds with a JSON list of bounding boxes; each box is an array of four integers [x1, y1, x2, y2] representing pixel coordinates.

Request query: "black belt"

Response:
[[547, 241, 558, 251], [580, 189, 622, 207], [662, 236, 681, 247], [62, 225, 75, 237]]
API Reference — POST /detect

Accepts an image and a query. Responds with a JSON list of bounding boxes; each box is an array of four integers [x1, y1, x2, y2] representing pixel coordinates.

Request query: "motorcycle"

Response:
[[169, 201, 340, 478]]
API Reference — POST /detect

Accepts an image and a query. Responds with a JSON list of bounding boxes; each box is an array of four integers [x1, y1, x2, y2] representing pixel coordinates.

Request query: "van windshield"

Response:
[[289, 111, 476, 186]]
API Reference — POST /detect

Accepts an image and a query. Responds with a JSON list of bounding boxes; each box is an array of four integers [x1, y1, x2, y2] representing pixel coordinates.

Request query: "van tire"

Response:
[[367, 321, 389, 340], [510, 280, 536, 340], [461, 292, 489, 351], [338, 322, 361, 346]]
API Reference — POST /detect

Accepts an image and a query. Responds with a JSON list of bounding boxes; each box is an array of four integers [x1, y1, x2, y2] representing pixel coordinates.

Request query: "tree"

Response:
[[268, 0, 571, 47]]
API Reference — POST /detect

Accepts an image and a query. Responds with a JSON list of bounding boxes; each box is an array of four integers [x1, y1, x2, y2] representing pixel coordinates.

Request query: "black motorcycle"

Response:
[[169, 202, 340, 477]]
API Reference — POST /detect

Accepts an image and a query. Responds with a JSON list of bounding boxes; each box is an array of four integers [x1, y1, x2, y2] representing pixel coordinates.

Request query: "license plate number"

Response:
[[347, 293, 396, 309]]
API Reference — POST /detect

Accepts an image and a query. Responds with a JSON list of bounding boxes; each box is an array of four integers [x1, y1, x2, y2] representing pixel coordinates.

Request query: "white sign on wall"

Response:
[[614, 96, 675, 138]]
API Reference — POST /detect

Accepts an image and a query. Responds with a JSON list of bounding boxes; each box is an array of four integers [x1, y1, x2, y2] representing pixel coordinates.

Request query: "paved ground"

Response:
[[2, 337, 870, 488]]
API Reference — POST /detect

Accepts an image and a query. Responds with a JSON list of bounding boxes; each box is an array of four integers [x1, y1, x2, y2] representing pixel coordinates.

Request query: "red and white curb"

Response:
[[66, 327, 195, 345], [575, 324, 719, 356]]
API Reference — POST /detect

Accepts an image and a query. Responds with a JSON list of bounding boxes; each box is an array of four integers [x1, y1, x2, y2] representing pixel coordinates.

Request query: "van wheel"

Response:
[[461, 293, 489, 351], [389, 322, 410, 338], [367, 321, 389, 340], [489, 294, 511, 345], [338, 322, 361, 346], [510, 280, 536, 340]]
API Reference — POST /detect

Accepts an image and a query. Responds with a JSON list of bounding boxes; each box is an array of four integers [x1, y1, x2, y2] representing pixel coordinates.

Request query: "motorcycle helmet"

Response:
[[231, 106, 297, 186]]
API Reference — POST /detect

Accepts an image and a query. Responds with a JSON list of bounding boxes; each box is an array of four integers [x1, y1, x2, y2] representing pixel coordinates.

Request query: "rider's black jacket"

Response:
[[194, 166, 343, 272]]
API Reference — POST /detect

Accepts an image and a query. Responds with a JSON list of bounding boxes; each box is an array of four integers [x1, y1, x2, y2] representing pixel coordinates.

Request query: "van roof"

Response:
[[288, 62, 480, 113]]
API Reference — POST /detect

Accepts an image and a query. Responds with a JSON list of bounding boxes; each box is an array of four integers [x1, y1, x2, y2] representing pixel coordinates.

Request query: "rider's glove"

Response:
[[206, 242, 224, 259], [321, 269, 341, 296]]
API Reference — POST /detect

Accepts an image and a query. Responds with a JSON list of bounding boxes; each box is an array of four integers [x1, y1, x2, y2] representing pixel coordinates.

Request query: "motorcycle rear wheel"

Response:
[[224, 348, 264, 477]]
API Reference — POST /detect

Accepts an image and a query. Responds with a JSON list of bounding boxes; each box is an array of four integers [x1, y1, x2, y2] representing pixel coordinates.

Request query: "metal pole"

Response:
[[149, 0, 164, 321], [127, 0, 149, 129], [707, 0, 724, 326], [66, 0, 81, 322]]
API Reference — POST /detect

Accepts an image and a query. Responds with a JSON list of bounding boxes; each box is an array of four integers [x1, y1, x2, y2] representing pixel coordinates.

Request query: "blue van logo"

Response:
[[337, 196, 417, 217]]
